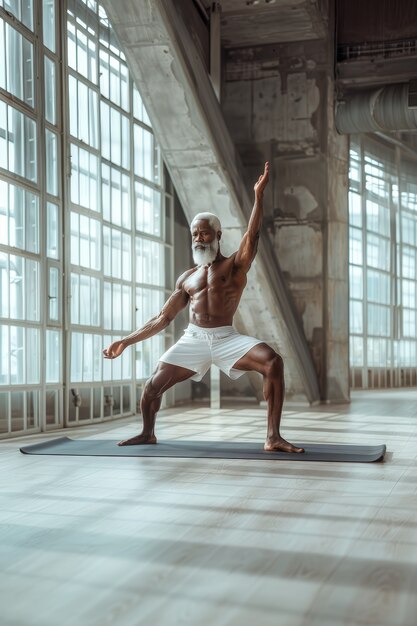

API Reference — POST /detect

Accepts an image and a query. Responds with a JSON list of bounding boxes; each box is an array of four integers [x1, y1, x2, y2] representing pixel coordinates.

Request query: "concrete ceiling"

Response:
[[199, 0, 327, 47]]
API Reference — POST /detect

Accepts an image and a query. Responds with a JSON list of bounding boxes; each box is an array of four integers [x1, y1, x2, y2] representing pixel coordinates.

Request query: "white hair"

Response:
[[190, 212, 222, 233]]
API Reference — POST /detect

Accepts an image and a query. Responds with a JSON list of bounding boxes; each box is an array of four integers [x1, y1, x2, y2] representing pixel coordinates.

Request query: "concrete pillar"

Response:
[[323, 78, 350, 402]]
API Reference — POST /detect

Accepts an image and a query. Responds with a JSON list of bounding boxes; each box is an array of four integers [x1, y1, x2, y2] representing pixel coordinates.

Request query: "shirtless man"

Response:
[[103, 162, 303, 453]]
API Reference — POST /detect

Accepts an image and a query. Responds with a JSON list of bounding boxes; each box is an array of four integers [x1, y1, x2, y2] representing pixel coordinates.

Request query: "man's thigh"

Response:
[[148, 361, 196, 394], [232, 343, 277, 375]]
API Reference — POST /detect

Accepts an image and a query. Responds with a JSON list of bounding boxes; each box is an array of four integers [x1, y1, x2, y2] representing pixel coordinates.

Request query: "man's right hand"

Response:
[[103, 340, 126, 360]]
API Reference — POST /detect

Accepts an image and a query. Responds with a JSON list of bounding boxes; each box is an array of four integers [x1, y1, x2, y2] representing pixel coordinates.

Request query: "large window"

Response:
[[0, 0, 175, 436], [349, 137, 417, 388]]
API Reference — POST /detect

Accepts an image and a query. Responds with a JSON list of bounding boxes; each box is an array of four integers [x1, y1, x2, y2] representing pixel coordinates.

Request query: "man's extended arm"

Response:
[[103, 274, 190, 359], [234, 161, 269, 272]]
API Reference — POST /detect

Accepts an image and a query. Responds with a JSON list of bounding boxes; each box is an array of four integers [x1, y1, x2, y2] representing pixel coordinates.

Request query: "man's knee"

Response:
[[265, 353, 284, 379], [143, 375, 163, 401]]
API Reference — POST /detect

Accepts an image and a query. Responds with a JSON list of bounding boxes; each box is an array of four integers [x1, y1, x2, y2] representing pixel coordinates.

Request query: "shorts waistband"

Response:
[[187, 323, 234, 334]]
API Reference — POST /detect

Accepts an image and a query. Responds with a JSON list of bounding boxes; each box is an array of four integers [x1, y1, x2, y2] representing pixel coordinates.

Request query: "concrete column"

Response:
[[323, 77, 350, 402]]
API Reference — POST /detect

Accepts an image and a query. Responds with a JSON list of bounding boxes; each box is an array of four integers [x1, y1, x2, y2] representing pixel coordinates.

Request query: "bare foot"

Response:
[[264, 437, 304, 453], [118, 434, 157, 446]]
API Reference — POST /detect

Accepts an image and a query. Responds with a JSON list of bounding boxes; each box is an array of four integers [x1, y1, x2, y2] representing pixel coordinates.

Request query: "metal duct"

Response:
[[335, 83, 417, 134]]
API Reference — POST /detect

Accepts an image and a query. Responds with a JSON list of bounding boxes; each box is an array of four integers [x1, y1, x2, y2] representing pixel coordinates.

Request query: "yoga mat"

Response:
[[20, 437, 387, 462]]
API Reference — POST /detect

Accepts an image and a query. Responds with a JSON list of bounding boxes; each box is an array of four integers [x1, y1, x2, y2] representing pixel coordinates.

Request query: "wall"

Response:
[[222, 39, 349, 401]]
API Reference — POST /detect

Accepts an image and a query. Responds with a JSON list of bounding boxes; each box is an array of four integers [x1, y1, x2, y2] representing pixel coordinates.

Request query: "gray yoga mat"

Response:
[[20, 437, 387, 462]]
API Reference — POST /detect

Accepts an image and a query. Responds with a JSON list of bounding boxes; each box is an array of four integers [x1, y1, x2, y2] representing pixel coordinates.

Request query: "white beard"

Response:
[[192, 240, 219, 266]]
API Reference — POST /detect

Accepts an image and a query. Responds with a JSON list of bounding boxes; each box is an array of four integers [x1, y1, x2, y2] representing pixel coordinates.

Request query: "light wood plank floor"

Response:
[[1, 389, 417, 626]]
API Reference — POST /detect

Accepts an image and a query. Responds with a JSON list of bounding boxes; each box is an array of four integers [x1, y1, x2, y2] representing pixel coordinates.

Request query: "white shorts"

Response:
[[159, 324, 264, 382]]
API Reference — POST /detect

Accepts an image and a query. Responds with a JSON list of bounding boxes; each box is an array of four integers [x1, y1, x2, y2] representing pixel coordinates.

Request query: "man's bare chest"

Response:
[[184, 263, 235, 296]]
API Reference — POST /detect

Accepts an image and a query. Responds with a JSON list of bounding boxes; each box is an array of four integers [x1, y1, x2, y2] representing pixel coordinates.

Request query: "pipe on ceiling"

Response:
[[335, 83, 417, 134]]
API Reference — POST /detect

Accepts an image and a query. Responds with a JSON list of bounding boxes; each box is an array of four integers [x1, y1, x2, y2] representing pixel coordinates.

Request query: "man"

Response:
[[103, 162, 303, 453]]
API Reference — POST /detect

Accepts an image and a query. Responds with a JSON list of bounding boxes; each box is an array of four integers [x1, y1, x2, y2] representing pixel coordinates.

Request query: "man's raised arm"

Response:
[[103, 273, 190, 360], [234, 161, 269, 272]]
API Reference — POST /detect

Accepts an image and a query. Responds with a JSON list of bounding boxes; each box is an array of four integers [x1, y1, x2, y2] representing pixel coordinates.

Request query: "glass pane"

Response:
[[0, 391, 8, 432], [366, 200, 390, 236], [0, 181, 7, 245], [79, 274, 90, 325], [4, 183, 39, 253], [122, 385, 130, 412], [367, 234, 389, 271], [110, 106, 121, 165], [11, 390, 24, 432], [46, 329, 60, 382], [45, 129, 58, 196], [44, 56, 56, 124], [9, 254, 24, 319], [120, 62, 129, 112], [47, 201, 59, 258], [26, 390, 39, 428], [136, 287, 164, 328], [45, 390, 58, 425], [99, 49, 109, 98], [9, 186, 25, 250], [368, 304, 390, 337], [134, 124, 155, 181], [1, 0, 33, 29], [6, 103, 37, 182], [350, 335, 363, 367], [111, 167, 121, 225], [121, 114, 129, 170], [100, 101, 110, 161], [48, 266, 59, 320], [367, 269, 390, 305], [103, 281, 111, 329], [90, 276, 100, 326], [0, 325, 9, 384], [70, 272, 79, 324], [43, 0, 55, 52], [367, 337, 387, 367], [93, 386, 101, 418], [403, 309, 416, 338], [26, 327, 39, 383], [135, 238, 164, 286], [122, 233, 131, 281], [0, 100, 6, 170], [109, 54, 120, 106], [0, 254, 9, 317], [78, 388, 91, 420], [93, 335, 102, 381], [90, 218, 101, 270], [122, 285, 131, 331], [112, 385, 120, 412], [402, 247, 416, 279], [402, 279, 416, 308], [10, 325, 24, 383], [121, 173, 130, 228], [70, 144, 98, 211], [70, 210, 79, 264], [2, 21, 34, 106], [26, 259, 39, 321], [112, 283, 122, 329], [111, 229, 121, 278], [25, 189, 39, 253], [70, 331, 83, 382], [102, 163, 110, 221], [349, 300, 362, 334], [135, 182, 161, 236], [83, 333, 93, 381], [133, 83, 151, 125]]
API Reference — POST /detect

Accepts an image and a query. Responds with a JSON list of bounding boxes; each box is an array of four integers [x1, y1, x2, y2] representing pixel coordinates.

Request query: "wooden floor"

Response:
[[1, 389, 417, 626]]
